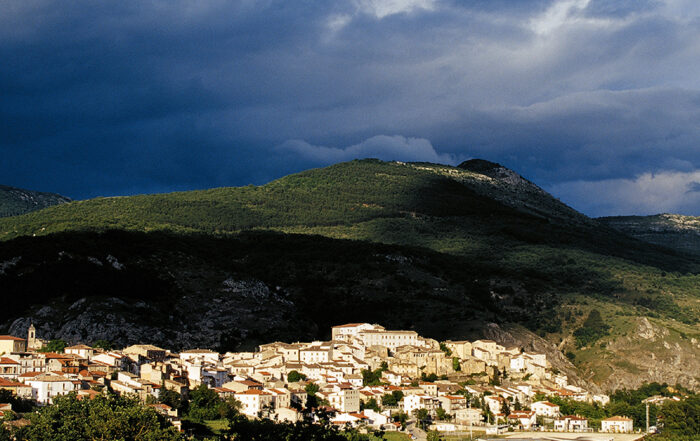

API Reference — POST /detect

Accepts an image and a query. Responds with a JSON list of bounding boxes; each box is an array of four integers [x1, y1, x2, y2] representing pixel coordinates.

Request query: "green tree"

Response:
[[415, 408, 430, 430], [514, 397, 522, 411], [158, 388, 187, 414], [421, 373, 438, 382], [436, 407, 450, 421], [39, 339, 67, 353], [381, 391, 404, 407], [393, 411, 408, 429], [361, 368, 384, 386], [305, 382, 320, 409], [0, 389, 34, 413], [452, 357, 461, 372], [439, 343, 452, 356], [0, 426, 11, 441], [360, 398, 380, 412], [92, 339, 112, 350], [573, 309, 610, 348], [187, 384, 227, 421], [24, 392, 183, 440], [489, 368, 501, 386], [427, 430, 442, 441], [287, 370, 306, 383], [660, 395, 700, 436]]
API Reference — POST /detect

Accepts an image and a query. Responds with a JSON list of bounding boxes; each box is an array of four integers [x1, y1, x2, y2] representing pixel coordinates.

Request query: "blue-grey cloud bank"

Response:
[[3, 0, 700, 217]]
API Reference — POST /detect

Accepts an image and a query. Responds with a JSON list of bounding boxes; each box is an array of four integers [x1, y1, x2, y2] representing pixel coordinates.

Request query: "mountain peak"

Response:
[[458, 159, 529, 187], [458, 159, 505, 173]]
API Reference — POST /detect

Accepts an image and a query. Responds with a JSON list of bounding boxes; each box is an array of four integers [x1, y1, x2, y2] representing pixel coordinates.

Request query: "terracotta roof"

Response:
[[0, 378, 25, 387], [27, 374, 71, 382], [66, 345, 93, 350], [0, 357, 19, 365], [509, 411, 535, 418], [238, 389, 271, 395], [148, 403, 172, 410], [534, 401, 559, 407], [348, 413, 369, 419], [0, 336, 25, 341], [604, 416, 633, 422]]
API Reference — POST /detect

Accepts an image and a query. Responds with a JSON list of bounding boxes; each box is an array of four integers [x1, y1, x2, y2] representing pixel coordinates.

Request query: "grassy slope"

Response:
[[1, 160, 698, 388]]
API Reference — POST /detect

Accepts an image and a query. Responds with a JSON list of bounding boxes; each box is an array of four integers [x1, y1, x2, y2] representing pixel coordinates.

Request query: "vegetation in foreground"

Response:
[[0, 391, 394, 441], [1, 383, 699, 440]]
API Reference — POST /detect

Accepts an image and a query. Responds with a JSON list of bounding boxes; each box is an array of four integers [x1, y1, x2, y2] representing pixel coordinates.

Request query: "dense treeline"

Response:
[[0, 391, 388, 441]]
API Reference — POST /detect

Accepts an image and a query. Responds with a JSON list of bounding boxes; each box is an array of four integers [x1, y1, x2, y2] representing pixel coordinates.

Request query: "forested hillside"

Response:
[[1, 160, 698, 391]]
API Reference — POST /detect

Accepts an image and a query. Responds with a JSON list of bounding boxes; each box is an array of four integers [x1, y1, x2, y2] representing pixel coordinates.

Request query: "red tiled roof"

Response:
[[0, 378, 25, 387], [238, 389, 271, 395], [0, 358, 19, 365], [534, 401, 559, 407], [0, 336, 24, 341]]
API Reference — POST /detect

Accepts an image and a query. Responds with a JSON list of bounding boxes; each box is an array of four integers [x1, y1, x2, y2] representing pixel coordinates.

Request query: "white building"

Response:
[[25, 374, 76, 404], [601, 416, 633, 433], [93, 352, 128, 370], [508, 411, 536, 430], [180, 349, 219, 364], [236, 389, 274, 417], [0, 357, 19, 380], [554, 415, 588, 432], [403, 394, 439, 416], [328, 387, 360, 413], [300, 346, 333, 364], [455, 408, 482, 426], [532, 401, 560, 418], [357, 330, 421, 352], [484, 395, 506, 415], [64, 344, 95, 360], [331, 323, 383, 341], [265, 388, 291, 409]]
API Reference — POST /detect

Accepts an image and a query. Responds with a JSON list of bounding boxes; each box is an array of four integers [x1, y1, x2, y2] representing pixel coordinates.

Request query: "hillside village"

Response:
[[0, 323, 654, 435]]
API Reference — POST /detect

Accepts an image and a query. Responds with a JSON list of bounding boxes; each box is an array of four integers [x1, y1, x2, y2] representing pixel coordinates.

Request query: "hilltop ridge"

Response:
[[0, 185, 70, 218], [600, 213, 700, 256]]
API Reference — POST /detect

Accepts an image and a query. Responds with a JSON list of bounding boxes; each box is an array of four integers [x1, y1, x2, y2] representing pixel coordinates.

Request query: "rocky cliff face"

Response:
[[480, 322, 601, 393], [601, 317, 700, 392], [8, 277, 306, 352]]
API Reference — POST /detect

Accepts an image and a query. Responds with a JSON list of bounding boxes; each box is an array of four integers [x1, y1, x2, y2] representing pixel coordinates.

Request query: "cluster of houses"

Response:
[[0, 323, 638, 434]]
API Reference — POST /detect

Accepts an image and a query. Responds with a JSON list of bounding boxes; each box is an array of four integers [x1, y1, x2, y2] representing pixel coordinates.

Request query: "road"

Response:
[[406, 421, 427, 441]]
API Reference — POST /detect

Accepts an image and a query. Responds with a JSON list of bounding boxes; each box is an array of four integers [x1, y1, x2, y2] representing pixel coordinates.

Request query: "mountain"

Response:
[[599, 214, 700, 256], [0, 185, 71, 218], [0, 159, 698, 392]]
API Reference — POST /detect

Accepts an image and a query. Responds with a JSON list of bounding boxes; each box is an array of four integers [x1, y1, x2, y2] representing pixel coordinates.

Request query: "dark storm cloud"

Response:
[[2, 0, 700, 215]]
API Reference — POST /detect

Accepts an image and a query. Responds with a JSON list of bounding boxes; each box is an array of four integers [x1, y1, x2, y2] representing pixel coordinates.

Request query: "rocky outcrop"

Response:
[[8, 277, 306, 351], [480, 322, 601, 393], [599, 214, 700, 256], [0, 185, 70, 218]]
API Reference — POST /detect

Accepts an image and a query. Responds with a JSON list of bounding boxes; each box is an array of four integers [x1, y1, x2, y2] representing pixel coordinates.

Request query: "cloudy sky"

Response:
[[3, 0, 700, 216]]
